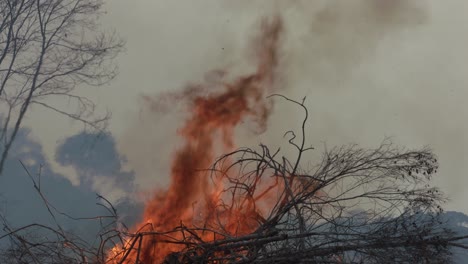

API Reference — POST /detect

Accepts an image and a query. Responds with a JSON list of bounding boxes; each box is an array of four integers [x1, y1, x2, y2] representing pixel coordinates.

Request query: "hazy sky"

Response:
[[24, 0, 467, 213]]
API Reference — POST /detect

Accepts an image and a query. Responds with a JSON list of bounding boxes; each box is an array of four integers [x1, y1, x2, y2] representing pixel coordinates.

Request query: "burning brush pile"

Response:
[[105, 16, 456, 264], [108, 17, 290, 263]]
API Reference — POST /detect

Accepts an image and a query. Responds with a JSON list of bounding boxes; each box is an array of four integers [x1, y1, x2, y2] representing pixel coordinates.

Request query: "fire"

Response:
[[109, 17, 284, 263]]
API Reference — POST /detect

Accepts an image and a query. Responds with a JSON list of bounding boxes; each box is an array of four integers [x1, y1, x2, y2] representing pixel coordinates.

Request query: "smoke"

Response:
[[103, 0, 468, 261], [119, 1, 429, 192], [115, 0, 468, 223], [281, 0, 426, 88]]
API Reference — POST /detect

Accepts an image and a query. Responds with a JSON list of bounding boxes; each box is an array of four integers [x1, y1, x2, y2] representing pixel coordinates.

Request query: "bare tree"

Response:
[[109, 95, 468, 263], [0, 0, 124, 175]]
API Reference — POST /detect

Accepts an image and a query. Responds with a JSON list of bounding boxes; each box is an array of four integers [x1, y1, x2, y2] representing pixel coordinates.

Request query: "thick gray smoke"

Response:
[[112, 1, 467, 212]]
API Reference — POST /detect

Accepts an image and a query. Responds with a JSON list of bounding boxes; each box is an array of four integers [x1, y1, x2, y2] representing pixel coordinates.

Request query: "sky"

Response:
[[18, 0, 468, 216]]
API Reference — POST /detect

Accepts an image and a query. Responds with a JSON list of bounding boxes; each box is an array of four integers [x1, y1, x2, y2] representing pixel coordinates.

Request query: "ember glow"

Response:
[[109, 17, 284, 263]]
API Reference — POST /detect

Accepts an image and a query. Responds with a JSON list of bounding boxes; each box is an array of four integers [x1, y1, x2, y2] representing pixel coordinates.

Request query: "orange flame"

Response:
[[110, 17, 283, 263]]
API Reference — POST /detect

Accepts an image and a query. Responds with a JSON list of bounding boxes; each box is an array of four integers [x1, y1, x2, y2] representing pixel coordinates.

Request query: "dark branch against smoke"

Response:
[[107, 96, 466, 264]]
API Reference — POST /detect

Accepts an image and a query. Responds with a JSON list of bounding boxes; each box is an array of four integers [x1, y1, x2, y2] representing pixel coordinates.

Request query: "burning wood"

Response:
[[106, 15, 463, 264], [108, 16, 284, 263]]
